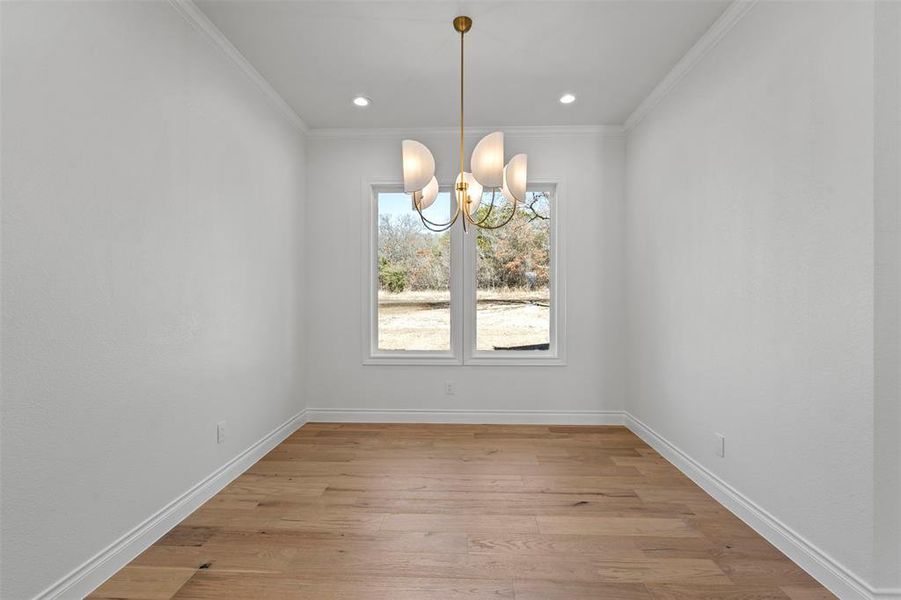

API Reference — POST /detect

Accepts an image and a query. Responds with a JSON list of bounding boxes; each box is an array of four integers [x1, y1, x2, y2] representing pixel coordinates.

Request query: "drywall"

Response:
[[626, 0, 876, 588], [874, 0, 901, 592], [0, 2, 307, 598], [304, 130, 626, 417]]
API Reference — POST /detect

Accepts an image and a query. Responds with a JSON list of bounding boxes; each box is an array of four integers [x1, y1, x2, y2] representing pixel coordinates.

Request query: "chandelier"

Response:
[[401, 16, 528, 233]]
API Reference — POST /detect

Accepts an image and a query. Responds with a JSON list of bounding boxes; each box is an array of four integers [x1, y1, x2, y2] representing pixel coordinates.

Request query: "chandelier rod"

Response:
[[458, 16, 468, 231], [453, 16, 473, 230]]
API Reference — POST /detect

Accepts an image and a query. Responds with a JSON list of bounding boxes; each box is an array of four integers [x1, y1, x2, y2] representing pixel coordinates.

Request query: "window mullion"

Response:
[[452, 197, 466, 364], [463, 215, 476, 364]]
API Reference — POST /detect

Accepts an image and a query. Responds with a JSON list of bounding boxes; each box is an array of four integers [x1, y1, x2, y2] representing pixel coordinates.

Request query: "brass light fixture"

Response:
[[401, 16, 527, 233]]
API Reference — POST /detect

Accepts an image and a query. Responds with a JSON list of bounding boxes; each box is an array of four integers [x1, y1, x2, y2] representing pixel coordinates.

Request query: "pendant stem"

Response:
[[459, 27, 466, 227]]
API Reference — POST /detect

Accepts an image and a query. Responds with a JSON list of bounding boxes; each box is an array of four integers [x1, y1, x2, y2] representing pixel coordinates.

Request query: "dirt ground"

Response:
[[377, 289, 550, 351]]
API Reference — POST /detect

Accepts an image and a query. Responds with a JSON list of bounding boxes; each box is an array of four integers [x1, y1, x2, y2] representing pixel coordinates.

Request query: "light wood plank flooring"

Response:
[[89, 424, 835, 599]]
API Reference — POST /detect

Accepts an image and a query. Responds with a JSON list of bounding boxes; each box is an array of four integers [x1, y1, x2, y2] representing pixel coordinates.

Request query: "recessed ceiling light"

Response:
[[352, 96, 371, 107], [559, 93, 576, 105]]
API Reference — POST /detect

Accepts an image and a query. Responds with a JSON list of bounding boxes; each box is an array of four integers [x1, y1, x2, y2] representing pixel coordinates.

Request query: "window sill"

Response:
[[363, 353, 565, 367], [464, 355, 566, 367], [364, 353, 461, 366]]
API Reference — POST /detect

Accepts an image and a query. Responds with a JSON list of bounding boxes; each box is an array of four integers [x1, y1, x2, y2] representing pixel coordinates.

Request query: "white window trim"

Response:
[[362, 177, 565, 366], [361, 179, 463, 365], [464, 179, 566, 366]]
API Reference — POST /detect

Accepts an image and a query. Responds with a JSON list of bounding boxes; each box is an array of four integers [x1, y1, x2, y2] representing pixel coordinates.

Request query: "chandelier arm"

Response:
[[416, 204, 457, 233], [416, 212, 458, 231], [413, 198, 461, 229], [461, 196, 469, 233], [419, 218, 455, 233], [462, 194, 474, 225], [474, 198, 519, 230], [470, 188, 498, 227]]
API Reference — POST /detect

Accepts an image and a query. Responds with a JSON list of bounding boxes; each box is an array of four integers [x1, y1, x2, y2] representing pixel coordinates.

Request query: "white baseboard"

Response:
[[623, 412, 886, 600], [33, 409, 308, 600], [32, 407, 894, 600], [305, 407, 625, 425]]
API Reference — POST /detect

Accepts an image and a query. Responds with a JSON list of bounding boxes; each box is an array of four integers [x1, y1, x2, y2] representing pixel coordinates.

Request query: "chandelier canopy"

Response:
[[401, 16, 528, 232]]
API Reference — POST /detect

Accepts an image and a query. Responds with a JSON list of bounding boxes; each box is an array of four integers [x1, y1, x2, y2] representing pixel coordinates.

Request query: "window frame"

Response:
[[362, 178, 565, 366], [464, 180, 565, 366], [362, 180, 463, 365]]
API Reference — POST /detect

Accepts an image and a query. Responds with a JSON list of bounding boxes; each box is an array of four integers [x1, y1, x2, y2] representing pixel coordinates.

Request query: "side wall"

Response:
[[625, 0, 876, 587], [0, 2, 307, 598], [304, 131, 626, 419], [874, 0, 901, 592]]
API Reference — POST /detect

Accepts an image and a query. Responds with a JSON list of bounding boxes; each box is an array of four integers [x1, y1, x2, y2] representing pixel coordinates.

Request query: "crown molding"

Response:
[[167, 0, 309, 134], [623, 0, 758, 133], [306, 124, 625, 140], [164, 0, 756, 140]]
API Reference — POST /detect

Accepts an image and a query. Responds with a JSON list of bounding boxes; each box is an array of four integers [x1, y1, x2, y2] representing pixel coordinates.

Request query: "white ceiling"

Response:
[[195, 1, 729, 129]]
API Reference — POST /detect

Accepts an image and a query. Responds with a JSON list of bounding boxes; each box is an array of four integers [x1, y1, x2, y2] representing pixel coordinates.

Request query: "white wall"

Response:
[[874, 0, 901, 591], [0, 2, 307, 598], [625, 0, 877, 587], [304, 131, 625, 418], [2, 0, 893, 597]]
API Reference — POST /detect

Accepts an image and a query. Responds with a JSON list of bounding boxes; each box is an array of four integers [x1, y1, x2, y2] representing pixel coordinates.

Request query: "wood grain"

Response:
[[88, 424, 835, 599]]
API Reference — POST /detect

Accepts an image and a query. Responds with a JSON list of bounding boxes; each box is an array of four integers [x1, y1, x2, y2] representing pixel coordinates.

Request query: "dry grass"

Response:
[[377, 288, 550, 351]]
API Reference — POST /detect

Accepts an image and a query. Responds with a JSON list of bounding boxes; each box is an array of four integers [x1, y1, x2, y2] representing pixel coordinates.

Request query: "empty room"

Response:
[[1, 0, 899, 598]]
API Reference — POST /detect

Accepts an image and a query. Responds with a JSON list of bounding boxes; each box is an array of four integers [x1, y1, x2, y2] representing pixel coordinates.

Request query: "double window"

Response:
[[363, 181, 564, 365]]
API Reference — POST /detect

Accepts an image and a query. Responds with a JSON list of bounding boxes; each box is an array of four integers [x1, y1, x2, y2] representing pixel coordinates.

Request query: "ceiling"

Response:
[[195, 1, 730, 130]]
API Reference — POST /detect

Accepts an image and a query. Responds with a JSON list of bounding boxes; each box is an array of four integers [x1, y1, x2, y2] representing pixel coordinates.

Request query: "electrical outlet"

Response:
[[445, 381, 456, 395], [217, 420, 228, 444], [715, 433, 725, 458]]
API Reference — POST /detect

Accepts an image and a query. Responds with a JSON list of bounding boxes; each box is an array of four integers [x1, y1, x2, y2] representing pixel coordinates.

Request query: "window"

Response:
[[375, 191, 452, 352], [364, 182, 563, 365], [473, 190, 551, 352]]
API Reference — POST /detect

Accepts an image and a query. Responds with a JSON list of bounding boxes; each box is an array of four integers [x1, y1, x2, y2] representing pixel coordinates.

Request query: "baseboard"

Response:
[[33, 409, 308, 600], [31, 407, 892, 600], [306, 407, 625, 425], [623, 412, 883, 600]]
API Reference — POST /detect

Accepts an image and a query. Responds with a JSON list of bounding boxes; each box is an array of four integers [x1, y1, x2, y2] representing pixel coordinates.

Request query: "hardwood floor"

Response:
[[89, 424, 835, 599]]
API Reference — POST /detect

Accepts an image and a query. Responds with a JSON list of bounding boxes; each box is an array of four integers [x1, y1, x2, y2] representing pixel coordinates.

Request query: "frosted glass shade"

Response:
[[470, 132, 504, 189], [455, 171, 483, 215], [412, 176, 439, 211], [402, 140, 436, 192], [501, 153, 527, 203]]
